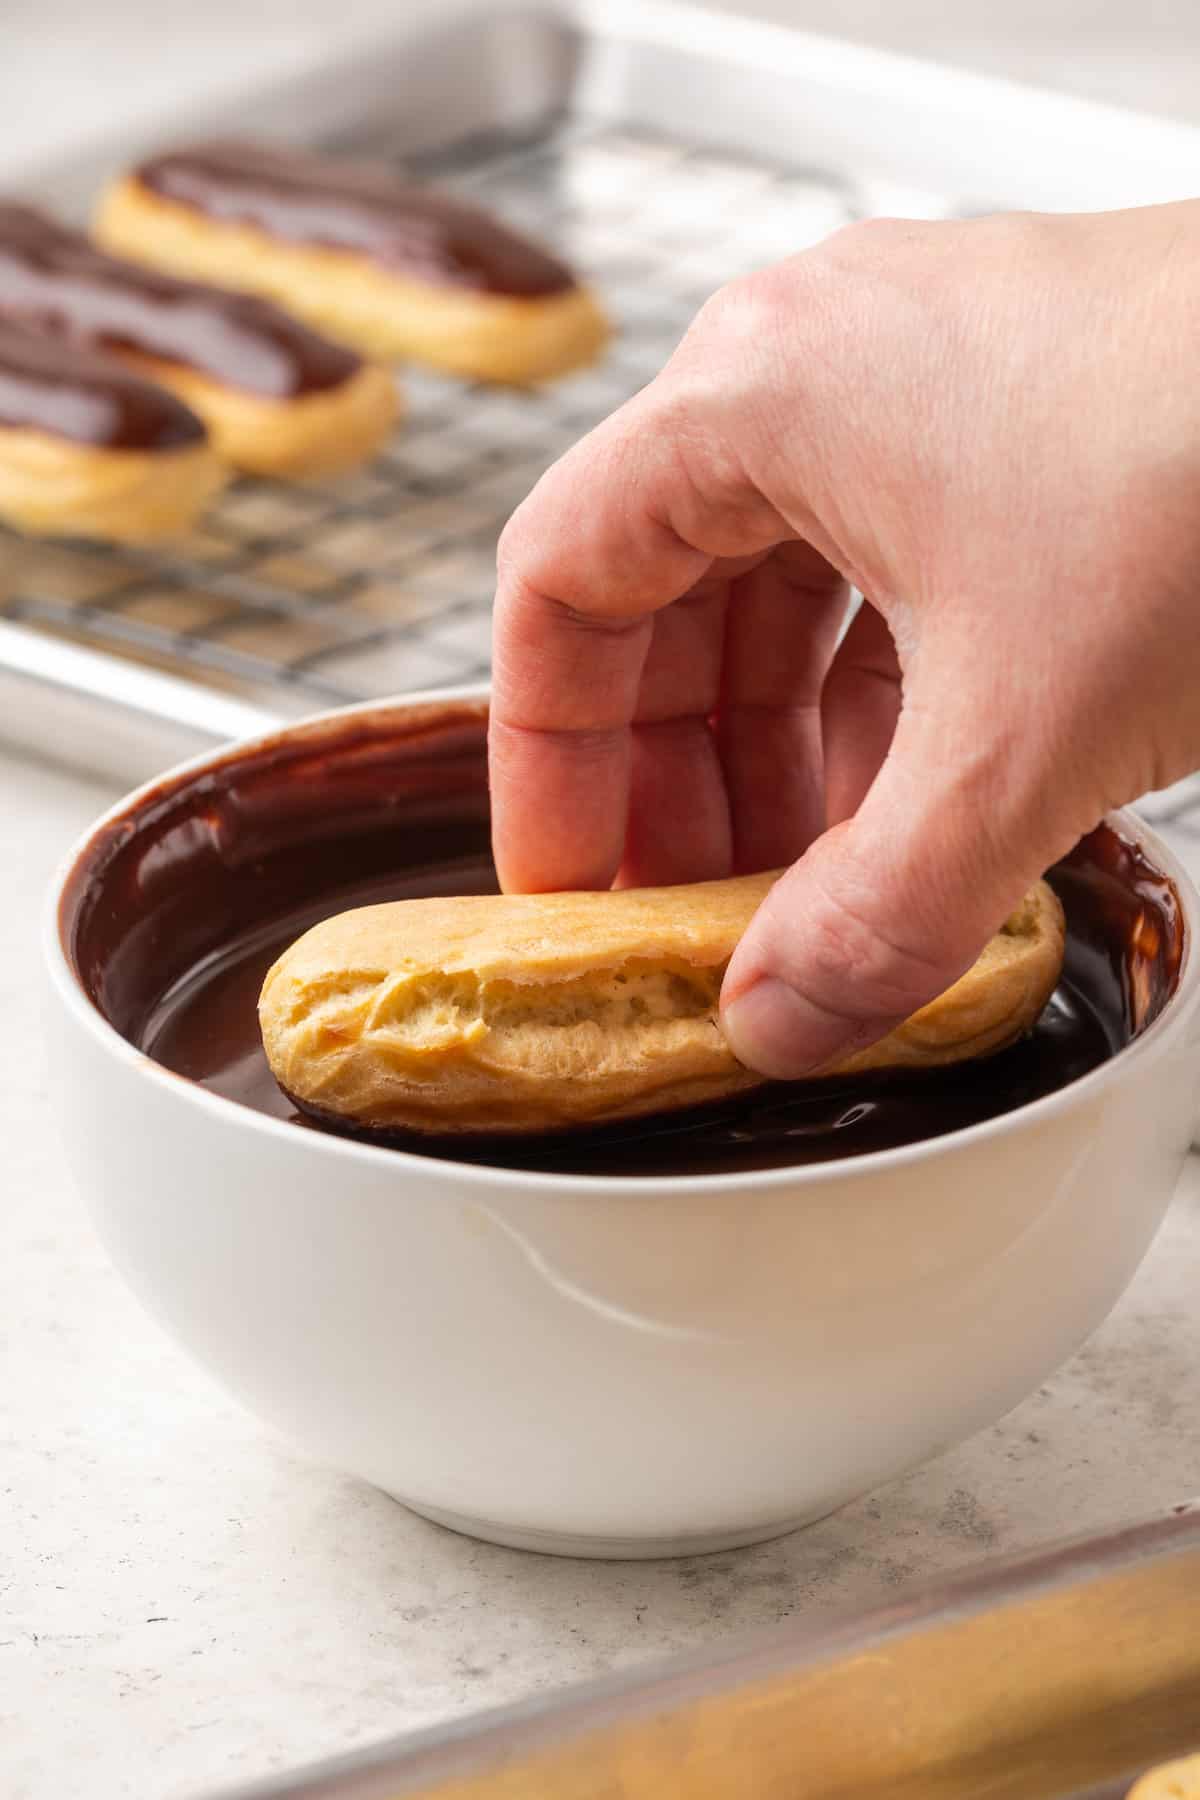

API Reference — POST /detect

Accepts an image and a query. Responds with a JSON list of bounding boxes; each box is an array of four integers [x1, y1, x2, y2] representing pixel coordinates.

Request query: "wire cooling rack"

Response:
[[10, 115, 1198, 828], [0, 119, 874, 720]]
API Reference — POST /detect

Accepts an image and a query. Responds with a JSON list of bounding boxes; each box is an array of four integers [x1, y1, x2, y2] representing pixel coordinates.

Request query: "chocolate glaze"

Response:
[[59, 703, 1185, 1179], [136, 141, 576, 299], [0, 316, 204, 449], [0, 202, 358, 399]]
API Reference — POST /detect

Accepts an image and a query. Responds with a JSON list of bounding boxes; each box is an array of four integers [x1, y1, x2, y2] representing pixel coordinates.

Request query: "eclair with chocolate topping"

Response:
[[95, 140, 610, 384], [0, 202, 396, 477], [0, 320, 225, 541], [259, 873, 1066, 1137]]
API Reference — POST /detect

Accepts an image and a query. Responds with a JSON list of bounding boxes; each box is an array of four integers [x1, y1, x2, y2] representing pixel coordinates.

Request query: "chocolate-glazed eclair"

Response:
[[259, 873, 1066, 1137], [95, 140, 610, 385], [0, 203, 396, 477], [0, 319, 225, 541]]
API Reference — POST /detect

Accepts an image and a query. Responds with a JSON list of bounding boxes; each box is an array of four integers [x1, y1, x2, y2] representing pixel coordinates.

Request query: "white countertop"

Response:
[[9, 742, 1200, 1800], [6, 6, 1200, 1800]]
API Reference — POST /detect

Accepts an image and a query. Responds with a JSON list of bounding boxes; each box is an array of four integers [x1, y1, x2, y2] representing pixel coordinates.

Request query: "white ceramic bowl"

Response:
[[44, 692, 1200, 1559]]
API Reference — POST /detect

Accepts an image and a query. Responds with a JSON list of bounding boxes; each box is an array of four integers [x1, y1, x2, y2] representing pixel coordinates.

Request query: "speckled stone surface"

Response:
[[5, 5, 1200, 1798]]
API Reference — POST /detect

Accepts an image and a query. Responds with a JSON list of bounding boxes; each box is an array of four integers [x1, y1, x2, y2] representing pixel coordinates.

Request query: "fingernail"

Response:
[[722, 979, 846, 1080]]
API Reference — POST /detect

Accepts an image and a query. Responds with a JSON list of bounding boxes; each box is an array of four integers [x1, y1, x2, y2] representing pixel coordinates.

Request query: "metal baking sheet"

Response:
[[214, 1503, 1200, 1800], [7, 0, 1200, 794], [3, 108, 861, 769]]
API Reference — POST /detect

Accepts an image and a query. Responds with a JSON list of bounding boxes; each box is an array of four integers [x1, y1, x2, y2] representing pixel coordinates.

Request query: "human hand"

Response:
[[489, 204, 1200, 1077]]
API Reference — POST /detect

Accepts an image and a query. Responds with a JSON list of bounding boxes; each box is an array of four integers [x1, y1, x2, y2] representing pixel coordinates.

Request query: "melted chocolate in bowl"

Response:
[[60, 703, 1184, 1179]]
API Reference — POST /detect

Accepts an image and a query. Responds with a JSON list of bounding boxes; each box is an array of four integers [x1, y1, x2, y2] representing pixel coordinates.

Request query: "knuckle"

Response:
[[821, 213, 935, 261], [495, 515, 521, 579], [687, 268, 788, 356], [771, 870, 949, 1025], [631, 373, 780, 555], [805, 216, 912, 288], [827, 213, 911, 249], [805, 214, 951, 311], [496, 488, 540, 581], [650, 420, 778, 555], [662, 272, 805, 517]]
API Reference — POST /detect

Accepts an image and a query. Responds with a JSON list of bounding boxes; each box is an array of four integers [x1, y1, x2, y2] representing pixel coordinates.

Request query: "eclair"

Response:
[[0, 202, 396, 478], [94, 140, 610, 384], [0, 319, 226, 541], [259, 873, 1066, 1137]]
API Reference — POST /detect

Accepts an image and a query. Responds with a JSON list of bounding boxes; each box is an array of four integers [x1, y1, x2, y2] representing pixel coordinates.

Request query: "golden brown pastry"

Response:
[[1128, 1754, 1200, 1799], [0, 319, 225, 541], [259, 872, 1066, 1137], [0, 202, 396, 478], [94, 140, 610, 385]]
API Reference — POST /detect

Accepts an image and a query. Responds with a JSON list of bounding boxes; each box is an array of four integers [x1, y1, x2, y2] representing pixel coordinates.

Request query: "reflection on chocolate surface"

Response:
[[136, 142, 576, 298], [60, 703, 1185, 1178], [0, 202, 358, 398], [1054, 829, 1182, 1035], [0, 317, 204, 449]]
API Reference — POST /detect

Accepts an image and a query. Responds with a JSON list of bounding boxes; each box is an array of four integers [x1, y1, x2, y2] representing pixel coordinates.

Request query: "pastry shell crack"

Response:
[[259, 872, 1066, 1137]]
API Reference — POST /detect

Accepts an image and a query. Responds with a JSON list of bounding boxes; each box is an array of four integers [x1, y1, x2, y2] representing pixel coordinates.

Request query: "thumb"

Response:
[[720, 702, 1060, 1079]]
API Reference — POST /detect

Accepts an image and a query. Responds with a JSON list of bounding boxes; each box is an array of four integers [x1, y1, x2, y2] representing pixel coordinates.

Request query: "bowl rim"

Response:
[[43, 684, 1200, 1196]]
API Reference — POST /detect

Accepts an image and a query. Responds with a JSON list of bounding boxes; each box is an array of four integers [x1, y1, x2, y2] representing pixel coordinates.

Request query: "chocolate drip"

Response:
[[0, 317, 204, 449], [59, 705, 1184, 1179], [0, 201, 358, 398], [137, 141, 576, 299]]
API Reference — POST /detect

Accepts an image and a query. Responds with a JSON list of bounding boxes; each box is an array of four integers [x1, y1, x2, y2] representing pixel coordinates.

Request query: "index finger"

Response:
[[489, 381, 786, 893]]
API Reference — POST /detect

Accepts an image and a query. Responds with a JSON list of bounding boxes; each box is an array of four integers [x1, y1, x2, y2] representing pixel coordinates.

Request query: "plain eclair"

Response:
[[258, 872, 1066, 1137]]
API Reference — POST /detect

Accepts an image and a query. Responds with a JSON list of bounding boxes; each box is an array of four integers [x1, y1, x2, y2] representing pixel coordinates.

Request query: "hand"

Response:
[[489, 204, 1200, 1077]]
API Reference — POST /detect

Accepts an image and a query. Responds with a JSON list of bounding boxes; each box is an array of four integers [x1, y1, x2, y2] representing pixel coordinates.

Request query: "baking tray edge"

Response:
[[211, 1502, 1200, 1800]]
